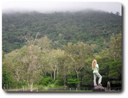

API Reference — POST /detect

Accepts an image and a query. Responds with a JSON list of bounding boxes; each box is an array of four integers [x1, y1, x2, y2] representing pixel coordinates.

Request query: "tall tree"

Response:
[[64, 42, 94, 89]]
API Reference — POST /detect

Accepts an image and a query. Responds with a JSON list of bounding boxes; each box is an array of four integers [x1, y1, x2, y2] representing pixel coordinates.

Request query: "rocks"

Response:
[[93, 85, 105, 92]]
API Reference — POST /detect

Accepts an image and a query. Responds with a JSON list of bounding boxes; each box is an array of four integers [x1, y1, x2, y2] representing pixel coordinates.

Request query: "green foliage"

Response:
[[2, 10, 122, 91], [2, 10, 122, 53], [67, 78, 80, 85], [38, 77, 54, 86], [2, 65, 15, 89], [2, 33, 122, 90]]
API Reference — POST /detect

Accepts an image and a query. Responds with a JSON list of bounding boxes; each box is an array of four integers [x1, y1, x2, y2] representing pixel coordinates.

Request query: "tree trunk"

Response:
[[63, 75, 66, 86], [63, 75, 67, 90], [57, 68, 59, 78], [51, 72, 53, 78], [22, 86, 24, 91], [53, 70, 56, 80], [76, 71, 80, 90], [30, 82, 33, 92]]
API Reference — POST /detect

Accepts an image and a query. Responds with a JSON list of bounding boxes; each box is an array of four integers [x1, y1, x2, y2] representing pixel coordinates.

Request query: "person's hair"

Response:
[[92, 59, 97, 69]]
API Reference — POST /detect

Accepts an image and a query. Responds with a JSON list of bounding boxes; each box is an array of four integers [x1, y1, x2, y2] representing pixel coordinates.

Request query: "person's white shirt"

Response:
[[93, 64, 99, 73]]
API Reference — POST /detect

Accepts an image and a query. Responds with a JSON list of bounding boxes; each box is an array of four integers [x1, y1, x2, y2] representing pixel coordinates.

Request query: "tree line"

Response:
[[2, 33, 122, 91]]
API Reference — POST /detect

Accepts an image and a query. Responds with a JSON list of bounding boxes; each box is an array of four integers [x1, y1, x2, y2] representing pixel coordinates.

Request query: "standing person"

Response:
[[92, 59, 102, 87]]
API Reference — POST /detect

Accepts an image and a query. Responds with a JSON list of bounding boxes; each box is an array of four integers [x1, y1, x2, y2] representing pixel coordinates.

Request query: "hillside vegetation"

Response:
[[2, 10, 122, 52], [2, 10, 122, 91]]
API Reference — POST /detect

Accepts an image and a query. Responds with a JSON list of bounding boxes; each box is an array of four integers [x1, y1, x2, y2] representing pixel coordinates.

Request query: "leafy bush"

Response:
[[38, 77, 54, 86]]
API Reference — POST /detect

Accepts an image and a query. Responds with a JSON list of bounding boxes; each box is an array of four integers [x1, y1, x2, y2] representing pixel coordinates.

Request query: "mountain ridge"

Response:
[[2, 10, 122, 52]]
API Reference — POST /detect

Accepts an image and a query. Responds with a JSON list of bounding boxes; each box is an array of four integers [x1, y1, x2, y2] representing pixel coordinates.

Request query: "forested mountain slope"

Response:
[[2, 10, 122, 52], [2, 10, 123, 91]]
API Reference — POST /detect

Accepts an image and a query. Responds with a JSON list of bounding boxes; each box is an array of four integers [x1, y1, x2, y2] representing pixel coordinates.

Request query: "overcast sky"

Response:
[[2, 1, 122, 15]]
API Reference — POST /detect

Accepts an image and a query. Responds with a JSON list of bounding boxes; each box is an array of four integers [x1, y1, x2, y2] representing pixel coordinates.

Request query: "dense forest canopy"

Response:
[[2, 10, 122, 52], [2, 10, 123, 92]]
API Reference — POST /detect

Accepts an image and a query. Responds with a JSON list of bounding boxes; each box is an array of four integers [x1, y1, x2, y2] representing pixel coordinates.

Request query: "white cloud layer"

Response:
[[2, 0, 122, 14]]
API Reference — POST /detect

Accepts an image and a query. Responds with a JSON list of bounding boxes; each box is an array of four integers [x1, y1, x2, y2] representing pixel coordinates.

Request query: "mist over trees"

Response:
[[2, 10, 122, 52], [2, 10, 122, 91]]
